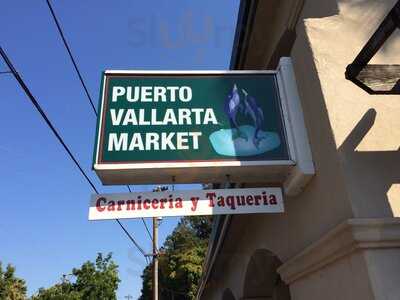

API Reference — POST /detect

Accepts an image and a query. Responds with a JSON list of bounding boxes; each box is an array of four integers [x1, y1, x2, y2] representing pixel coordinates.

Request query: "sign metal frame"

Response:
[[92, 58, 314, 196]]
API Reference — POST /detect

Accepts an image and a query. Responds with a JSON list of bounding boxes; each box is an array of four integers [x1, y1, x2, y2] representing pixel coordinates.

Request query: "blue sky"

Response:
[[0, 1, 239, 298]]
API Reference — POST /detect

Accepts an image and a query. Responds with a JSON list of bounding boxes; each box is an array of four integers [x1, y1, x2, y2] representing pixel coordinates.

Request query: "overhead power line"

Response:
[[44, 0, 154, 242], [116, 219, 146, 256], [126, 185, 152, 242], [141, 216, 153, 243], [0, 46, 98, 193], [0, 46, 147, 258], [45, 0, 97, 114]]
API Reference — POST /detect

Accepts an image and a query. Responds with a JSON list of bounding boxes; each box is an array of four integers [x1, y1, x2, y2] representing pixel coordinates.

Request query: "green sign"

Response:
[[93, 71, 292, 185]]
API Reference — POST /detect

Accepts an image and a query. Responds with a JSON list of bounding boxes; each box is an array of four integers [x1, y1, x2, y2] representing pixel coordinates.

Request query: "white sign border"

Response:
[[93, 58, 315, 196], [89, 187, 284, 220]]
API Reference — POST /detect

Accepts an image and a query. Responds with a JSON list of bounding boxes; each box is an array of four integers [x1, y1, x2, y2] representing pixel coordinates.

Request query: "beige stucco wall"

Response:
[[364, 248, 400, 299], [199, 1, 400, 299], [289, 251, 374, 300], [299, 0, 400, 219], [289, 1, 400, 298]]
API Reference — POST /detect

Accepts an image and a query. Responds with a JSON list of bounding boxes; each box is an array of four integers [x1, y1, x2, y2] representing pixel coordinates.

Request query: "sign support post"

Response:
[[152, 216, 158, 300]]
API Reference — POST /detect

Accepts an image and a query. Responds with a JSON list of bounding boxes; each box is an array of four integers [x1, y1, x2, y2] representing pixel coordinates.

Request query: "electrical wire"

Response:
[[44, 0, 154, 242], [141, 218, 153, 243], [116, 219, 146, 256], [0, 46, 99, 193], [45, 0, 96, 115], [0, 46, 148, 259], [127, 185, 153, 242]]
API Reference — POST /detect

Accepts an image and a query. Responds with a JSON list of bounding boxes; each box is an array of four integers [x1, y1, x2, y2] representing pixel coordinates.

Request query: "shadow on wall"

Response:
[[283, 0, 358, 248], [290, 0, 400, 218], [222, 288, 236, 300], [336, 0, 400, 217], [338, 108, 400, 217], [340, 0, 400, 60], [202, 0, 399, 298]]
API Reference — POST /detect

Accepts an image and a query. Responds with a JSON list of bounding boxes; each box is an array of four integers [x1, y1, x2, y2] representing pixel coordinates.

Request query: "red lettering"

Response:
[[143, 199, 151, 209], [126, 200, 135, 210], [107, 200, 115, 211], [226, 196, 236, 210], [190, 197, 199, 211], [246, 195, 254, 205], [262, 192, 268, 204], [206, 192, 216, 207], [117, 200, 124, 211], [175, 198, 183, 208], [269, 194, 278, 205], [159, 198, 167, 209], [254, 195, 262, 205], [236, 195, 245, 206], [217, 196, 225, 207], [152, 198, 159, 209], [96, 197, 107, 212]]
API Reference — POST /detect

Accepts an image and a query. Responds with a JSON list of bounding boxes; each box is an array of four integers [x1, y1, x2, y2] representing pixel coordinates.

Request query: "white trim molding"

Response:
[[278, 218, 400, 284]]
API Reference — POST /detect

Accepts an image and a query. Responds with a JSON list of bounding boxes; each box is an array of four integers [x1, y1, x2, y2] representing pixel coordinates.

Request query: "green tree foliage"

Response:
[[31, 253, 120, 300], [0, 262, 27, 300], [30, 279, 80, 300], [140, 216, 213, 300]]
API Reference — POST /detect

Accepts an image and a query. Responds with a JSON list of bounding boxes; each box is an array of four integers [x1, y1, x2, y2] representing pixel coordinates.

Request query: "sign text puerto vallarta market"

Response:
[[93, 70, 293, 185]]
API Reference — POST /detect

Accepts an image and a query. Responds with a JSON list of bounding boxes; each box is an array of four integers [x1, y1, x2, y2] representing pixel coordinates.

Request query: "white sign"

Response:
[[88, 188, 284, 220]]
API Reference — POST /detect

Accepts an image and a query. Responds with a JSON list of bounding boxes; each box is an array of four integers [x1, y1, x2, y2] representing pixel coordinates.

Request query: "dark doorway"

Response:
[[242, 249, 291, 300]]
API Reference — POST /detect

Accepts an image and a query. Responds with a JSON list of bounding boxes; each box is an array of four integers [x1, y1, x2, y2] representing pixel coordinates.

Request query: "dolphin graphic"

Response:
[[224, 84, 247, 140], [242, 89, 265, 147]]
